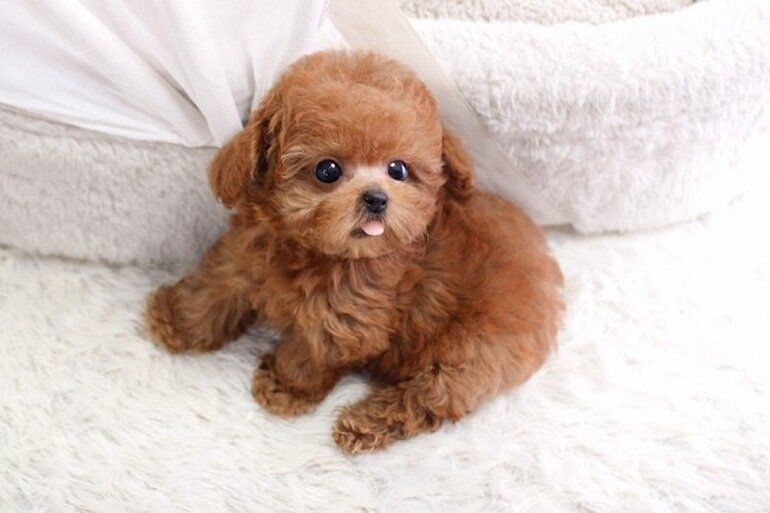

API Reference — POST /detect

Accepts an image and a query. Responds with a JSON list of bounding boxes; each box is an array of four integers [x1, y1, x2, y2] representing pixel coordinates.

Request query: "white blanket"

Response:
[[0, 0, 324, 146]]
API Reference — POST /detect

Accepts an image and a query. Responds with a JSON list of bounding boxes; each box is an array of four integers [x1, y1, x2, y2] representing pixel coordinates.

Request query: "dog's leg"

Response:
[[252, 333, 341, 416], [145, 232, 255, 353], [333, 339, 542, 454], [332, 366, 478, 454]]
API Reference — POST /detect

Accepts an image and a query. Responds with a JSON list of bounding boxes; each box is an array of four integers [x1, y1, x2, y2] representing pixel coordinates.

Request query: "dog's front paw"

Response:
[[251, 354, 320, 417], [333, 404, 401, 454], [145, 286, 190, 353]]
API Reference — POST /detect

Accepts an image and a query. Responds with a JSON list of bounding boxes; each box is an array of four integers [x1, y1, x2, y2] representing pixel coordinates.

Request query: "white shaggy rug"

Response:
[[3, 179, 770, 512]]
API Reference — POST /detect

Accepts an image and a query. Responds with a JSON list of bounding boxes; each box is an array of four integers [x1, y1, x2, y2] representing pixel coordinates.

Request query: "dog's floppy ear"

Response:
[[441, 129, 475, 199], [209, 92, 280, 209]]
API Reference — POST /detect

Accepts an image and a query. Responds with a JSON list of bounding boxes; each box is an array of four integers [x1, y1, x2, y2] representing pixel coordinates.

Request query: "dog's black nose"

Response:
[[362, 190, 388, 214]]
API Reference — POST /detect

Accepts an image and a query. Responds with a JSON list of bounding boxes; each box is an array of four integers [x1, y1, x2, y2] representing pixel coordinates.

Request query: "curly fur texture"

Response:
[[145, 50, 563, 453]]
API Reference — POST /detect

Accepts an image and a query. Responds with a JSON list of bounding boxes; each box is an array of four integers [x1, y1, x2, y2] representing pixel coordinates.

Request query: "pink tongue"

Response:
[[362, 220, 384, 236]]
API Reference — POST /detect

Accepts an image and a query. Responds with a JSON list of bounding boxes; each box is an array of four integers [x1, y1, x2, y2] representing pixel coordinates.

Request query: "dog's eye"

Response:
[[315, 159, 342, 183], [388, 160, 409, 181]]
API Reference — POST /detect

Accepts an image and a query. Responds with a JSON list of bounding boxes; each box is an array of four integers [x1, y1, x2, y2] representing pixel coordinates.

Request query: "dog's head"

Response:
[[210, 50, 474, 258]]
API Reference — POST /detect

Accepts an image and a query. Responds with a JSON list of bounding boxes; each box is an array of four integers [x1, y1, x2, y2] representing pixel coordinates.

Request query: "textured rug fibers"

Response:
[[2, 180, 770, 512]]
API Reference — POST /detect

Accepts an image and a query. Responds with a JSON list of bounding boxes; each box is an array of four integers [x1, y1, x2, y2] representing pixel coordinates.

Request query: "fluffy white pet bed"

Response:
[[2, 0, 770, 265], [399, 0, 694, 23], [3, 170, 769, 512], [407, 0, 770, 232], [0, 107, 226, 266]]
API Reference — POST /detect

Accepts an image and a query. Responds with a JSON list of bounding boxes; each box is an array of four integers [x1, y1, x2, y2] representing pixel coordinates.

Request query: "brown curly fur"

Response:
[[145, 50, 563, 454]]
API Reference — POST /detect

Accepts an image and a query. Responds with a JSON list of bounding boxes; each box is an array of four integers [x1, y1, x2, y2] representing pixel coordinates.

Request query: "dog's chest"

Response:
[[255, 258, 401, 340]]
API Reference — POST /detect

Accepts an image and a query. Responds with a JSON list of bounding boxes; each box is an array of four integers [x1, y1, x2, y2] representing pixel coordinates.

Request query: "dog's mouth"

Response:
[[352, 218, 385, 238]]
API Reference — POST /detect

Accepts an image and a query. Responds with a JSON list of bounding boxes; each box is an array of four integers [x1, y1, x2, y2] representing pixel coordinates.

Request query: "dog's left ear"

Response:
[[441, 129, 475, 199], [209, 91, 280, 209]]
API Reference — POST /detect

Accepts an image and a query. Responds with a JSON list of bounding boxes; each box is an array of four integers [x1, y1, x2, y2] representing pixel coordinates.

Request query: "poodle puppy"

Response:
[[145, 50, 563, 454]]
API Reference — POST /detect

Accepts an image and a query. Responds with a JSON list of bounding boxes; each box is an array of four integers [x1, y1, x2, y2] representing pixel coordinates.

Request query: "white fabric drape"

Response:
[[0, 1, 325, 147]]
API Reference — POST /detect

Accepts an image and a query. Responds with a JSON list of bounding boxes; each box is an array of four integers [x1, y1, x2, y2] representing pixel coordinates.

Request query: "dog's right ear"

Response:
[[209, 91, 280, 209]]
